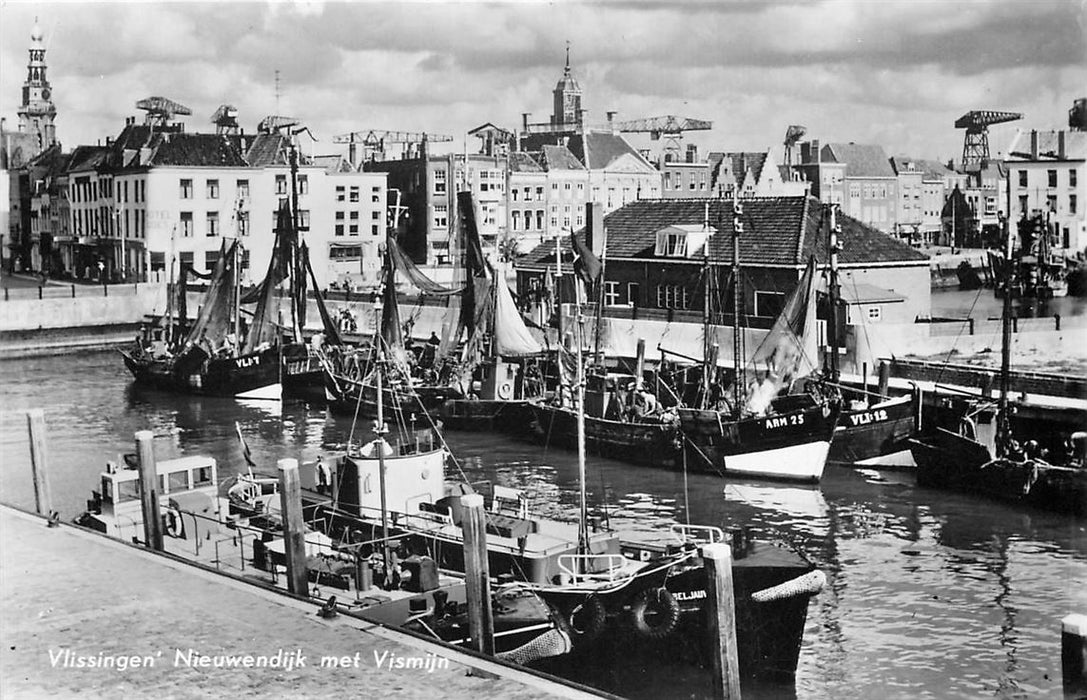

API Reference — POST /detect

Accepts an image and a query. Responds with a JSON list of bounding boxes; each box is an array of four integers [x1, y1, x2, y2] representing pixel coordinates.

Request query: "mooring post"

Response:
[[635, 337, 647, 391], [277, 458, 310, 597], [460, 493, 495, 655], [1063, 613, 1087, 698], [877, 361, 890, 398], [26, 409, 54, 517], [968, 317, 975, 335], [1055, 313, 1062, 332], [134, 430, 163, 551], [702, 543, 741, 700]]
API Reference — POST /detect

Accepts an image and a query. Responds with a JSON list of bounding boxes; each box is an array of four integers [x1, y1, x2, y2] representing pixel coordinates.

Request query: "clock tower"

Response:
[[17, 20, 58, 154], [551, 44, 582, 128]]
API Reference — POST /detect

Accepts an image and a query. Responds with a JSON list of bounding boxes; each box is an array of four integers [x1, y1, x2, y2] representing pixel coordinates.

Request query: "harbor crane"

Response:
[[954, 110, 1022, 169], [333, 130, 454, 167], [211, 105, 240, 135], [609, 114, 713, 164], [135, 96, 191, 127], [783, 124, 807, 171]]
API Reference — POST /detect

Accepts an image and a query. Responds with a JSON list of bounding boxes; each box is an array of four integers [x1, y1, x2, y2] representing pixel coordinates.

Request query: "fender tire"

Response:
[[627, 587, 680, 640]]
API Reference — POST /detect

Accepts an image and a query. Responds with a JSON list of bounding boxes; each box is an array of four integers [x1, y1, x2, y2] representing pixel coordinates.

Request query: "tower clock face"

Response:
[[42, 88, 51, 100]]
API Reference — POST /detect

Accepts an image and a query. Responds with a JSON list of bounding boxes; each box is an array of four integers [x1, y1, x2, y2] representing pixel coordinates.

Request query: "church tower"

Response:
[[551, 44, 582, 128], [17, 20, 58, 153]]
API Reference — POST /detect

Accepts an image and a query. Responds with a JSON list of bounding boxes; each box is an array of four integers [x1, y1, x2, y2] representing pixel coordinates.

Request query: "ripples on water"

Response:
[[1, 350, 1085, 699]]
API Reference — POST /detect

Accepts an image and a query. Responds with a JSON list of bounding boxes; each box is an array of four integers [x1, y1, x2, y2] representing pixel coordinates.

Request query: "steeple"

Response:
[[18, 18, 58, 152], [552, 41, 582, 128]]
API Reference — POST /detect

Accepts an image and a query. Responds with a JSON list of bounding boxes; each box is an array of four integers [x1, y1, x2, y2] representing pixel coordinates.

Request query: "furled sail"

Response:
[[387, 235, 463, 296], [242, 201, 294, 353], [179, 240, 237, 357], [744, 256, 820, 414], [303, 241, 342, 346]]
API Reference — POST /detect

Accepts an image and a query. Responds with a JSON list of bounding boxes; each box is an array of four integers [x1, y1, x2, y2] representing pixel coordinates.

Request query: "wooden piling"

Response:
[[134, 430, 163, 551], [1063, 613, 1087, 698], [877, 361, 890, 399], [460, 493, 495, 655], [702, 543, 741, 700], [26, 409, 53, 517], [277, 458, 310, 597], [635, 338, 647, 391]]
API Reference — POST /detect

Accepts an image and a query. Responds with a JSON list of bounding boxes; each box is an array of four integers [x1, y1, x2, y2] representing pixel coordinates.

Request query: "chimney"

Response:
[[1058, 130, 1066, 159], [586, 202, 605, 259], [607, 111, 617, 133], [812, 139, 820, 163], [1030, 130, 1039, 159], [522, 113, 530, 132], [578, 108, 588, 126]]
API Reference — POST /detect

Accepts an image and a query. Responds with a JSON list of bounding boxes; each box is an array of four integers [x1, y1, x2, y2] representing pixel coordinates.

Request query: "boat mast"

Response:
[[288, 142, 302, 343], [575, 301, 589, 558], [233, 241, 241, 357], [731, 191, 745, 415], [701, 201, 713, 409], [827, 204, 842, 382], [997, 207, 1013, 458]]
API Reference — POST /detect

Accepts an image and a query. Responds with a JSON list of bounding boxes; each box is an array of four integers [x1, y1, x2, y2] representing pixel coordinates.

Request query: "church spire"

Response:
[[18, 17, 57, 152]]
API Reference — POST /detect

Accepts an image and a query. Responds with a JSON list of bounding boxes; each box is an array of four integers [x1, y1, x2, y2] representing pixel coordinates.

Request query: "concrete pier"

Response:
[[0, 505, 600, 700]]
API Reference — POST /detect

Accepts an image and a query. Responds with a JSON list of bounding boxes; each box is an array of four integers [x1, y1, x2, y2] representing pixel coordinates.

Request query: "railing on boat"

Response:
[[557, 553, 629, 583], [670, 523, 725, 545]]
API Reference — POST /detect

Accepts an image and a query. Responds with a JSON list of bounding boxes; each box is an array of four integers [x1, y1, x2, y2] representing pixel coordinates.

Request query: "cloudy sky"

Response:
[[1, 0, 1083, 164]]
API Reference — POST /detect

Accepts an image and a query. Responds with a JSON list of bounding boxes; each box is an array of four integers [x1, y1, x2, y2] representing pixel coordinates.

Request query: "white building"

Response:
[[1006, 129, 1086, 252]]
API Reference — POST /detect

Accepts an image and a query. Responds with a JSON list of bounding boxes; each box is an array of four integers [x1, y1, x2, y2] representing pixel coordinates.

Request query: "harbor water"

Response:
[[1, 349, 1085, 699]]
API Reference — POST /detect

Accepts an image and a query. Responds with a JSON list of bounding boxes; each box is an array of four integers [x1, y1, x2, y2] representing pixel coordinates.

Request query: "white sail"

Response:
[[492, 274, 543, 356]]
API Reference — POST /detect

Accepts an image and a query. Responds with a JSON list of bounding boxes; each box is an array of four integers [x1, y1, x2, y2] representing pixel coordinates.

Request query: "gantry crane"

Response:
[[332, 130, 454, 167], [610, 115, 713, 164], [135, 96, 191, 127], [211, 105, 240, 135], [783, 124, 807, 168], [955, 110, 1022, 169]]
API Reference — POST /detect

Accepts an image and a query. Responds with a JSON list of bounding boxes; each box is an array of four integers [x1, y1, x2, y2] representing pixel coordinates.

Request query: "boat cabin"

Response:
[[82, 456, 221, 540]]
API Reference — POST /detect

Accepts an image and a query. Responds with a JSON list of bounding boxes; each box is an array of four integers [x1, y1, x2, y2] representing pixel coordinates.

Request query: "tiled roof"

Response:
[[539, 145, 584, 171], [148, 133, 249, 167], [519, 196, 927, 268], [509, 152, 544, 172], [822, 143, 896, 178], [311, 154, 351, 173], [66, 144, 110, 172], [567, 131, 649, 170], [242, 133, 290, 167], [890, 156, 952, 181]]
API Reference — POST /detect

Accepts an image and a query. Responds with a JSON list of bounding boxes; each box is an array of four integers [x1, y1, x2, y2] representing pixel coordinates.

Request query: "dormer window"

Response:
[[655, 229, 687, 257]]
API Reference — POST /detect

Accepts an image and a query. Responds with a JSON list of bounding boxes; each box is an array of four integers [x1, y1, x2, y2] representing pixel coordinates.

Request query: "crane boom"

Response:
[[332, 130, 453, 145], [954, 110, 1023, 170], [611, 115, 713, 135]]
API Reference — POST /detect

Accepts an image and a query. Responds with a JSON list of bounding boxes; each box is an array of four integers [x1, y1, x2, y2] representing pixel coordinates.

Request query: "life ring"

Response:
[[497, 381, 514, 400], [566, 596, 607, 642], [627, 587, 680, 640], [164, 508, 185, 539]]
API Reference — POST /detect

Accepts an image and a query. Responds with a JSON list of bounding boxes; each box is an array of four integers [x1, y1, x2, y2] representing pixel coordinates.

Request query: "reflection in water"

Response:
[[1, 350, 1085, 699]]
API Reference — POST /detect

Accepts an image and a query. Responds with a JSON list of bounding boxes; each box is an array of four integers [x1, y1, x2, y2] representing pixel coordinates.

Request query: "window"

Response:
[[238, 211, 249, 236], [349, 186, 359, 203], [299, 210, 310, 229], [180, 179, 193, 199], [1071, 194, 1078, 214], [655, 230, 687, 257], [1071, 169, 1078, 188], [180, 212, 193, 237], [372, 225, 380, 235], [206, 179, 219, 199], [655, 284, 689, 310], [371, 210, 380, 220], [434, 204, 448, 229], [536, 187, 544, 200], [1019, 195, 1028, 213], [627, 282, 640, 308], [867, 306, 882, 322], [604, 281, 620, 306], [511, 211, 521, 230], [206, 212, 219, 237], [524, 187, 532, 202], [1019, 170, 1028, 187], [511, 189, 519, 202], [754, 291, 785, 318], [204, 250, 219, 271], [434, 169, 447, 195], [336, 185, 345, 202], [275, 174, 287, 195], [330, 245, 362, 260], [297, 174, 308, 194], [1048, 169, 1058, 188], [236, 179, 249, 200], [536, 211, 544, 230], [1047, 194, 1058, 212], [335, 211, 345, 236]]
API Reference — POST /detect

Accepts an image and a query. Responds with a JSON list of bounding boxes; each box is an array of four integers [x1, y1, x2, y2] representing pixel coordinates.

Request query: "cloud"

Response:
[[0, 0, 1082, 161]]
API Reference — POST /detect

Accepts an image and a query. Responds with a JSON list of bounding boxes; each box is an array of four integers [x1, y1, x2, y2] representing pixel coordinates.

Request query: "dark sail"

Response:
[[302, 241, 342, 346], [242, 201, 294, 353]]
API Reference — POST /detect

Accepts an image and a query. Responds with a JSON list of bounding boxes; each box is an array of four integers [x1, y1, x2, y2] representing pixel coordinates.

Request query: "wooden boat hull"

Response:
[[324, 374, 453, 419], [533, 540, 819, 680], [910, 429, 1087, 516], [678, 398, 841, 482], [281, 344, 327, 403], [527, 402, 679, 469], [120, 346, 281, 399], [829, 394, 916, 465], [438, 398, 533, 433]]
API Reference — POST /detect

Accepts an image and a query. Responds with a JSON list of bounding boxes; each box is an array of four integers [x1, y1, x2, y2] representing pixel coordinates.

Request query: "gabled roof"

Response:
[[66, 144, 110, 173], [310, 154, 352, 173], [539, 144, 584, 171], [890, 156, 952, 181], [519, 196, 928, 268], [242, 133, 291, 167], [822, 143, 896, 178], [147, 133, 249, 167], [567, 131, 650, 170], [509, 152, 544, 173]]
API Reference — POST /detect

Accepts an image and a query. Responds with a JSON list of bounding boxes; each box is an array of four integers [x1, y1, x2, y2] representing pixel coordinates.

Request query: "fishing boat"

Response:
[[121, 235, 282, 399], [909, 211, 1087, 515], [818, 204, 917, 466], [427, 192, 547, 432], [676, 196, 840, 482]]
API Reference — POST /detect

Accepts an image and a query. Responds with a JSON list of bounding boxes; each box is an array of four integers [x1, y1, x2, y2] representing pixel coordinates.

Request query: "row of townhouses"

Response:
[[3, 22, 1086, 292]]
